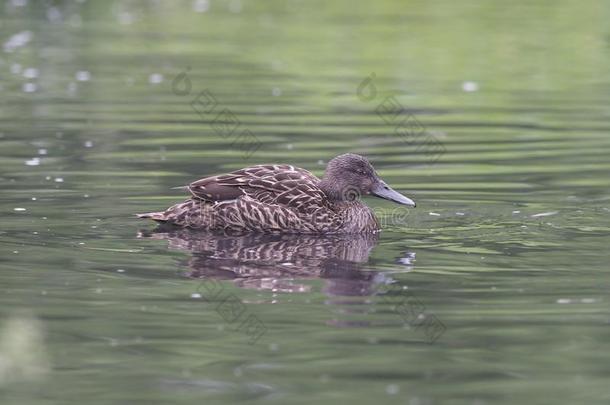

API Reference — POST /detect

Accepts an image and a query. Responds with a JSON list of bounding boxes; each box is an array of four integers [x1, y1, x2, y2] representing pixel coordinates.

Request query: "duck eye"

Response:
[[356, 169, 366, 175]]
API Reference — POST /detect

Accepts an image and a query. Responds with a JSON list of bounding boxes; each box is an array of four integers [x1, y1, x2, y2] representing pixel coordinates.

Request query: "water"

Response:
[[1, 1, 610, 404]]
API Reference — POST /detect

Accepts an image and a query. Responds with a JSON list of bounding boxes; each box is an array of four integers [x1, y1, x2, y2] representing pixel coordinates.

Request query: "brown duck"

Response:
[[137, 153, 416, 233]]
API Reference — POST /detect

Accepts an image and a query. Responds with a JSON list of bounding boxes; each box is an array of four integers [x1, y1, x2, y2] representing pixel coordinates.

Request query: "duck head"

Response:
[[319, 153, 416, 207]]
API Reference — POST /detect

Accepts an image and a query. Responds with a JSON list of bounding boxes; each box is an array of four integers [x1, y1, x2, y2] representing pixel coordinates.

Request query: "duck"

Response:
[[136, 153, 416, 234]]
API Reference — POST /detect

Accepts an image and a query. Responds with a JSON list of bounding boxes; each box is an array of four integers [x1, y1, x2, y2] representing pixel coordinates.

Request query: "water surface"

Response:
[[1, 1, 610, 404]]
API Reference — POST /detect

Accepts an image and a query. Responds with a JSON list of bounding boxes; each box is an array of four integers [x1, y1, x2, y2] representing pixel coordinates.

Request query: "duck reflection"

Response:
[[138, 228, 414, 296]]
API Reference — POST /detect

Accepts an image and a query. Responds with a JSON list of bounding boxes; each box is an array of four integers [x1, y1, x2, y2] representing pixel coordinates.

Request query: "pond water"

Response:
[[1, 1, 610, 404]]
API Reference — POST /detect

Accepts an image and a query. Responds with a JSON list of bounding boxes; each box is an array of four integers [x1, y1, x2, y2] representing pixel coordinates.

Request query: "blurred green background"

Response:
[[1, 1, 610, 404]]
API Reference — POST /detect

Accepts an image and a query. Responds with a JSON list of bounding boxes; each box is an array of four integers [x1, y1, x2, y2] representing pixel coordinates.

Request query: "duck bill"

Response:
[[371, 181, 416, 207]]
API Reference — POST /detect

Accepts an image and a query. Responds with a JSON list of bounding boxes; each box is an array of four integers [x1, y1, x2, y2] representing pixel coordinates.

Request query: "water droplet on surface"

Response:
[[531, 211, 558, 218], [25, 157, 40, 166], [22, 82, 37, 93], [148, 73, 164, 84], [14, 207, 26, 212], [191, 293, 202, 299], [75, 70, 91, 81], [23, 67, 39, 78], [3, 30, 32, 53], [462, 81, 479, 92]]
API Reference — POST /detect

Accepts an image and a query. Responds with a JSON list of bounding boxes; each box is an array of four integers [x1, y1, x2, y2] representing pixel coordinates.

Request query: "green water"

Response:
[[1, 1, 610, 404]]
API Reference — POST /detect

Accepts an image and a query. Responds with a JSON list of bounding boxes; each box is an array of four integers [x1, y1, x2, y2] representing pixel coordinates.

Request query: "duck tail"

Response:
[[136, 211, 168, 222], [136, 199, 205, 227]]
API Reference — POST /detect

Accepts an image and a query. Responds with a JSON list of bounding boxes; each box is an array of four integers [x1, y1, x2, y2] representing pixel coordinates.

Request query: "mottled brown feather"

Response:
[[187, 164, 327, 213], [138, 159, 383, 234]]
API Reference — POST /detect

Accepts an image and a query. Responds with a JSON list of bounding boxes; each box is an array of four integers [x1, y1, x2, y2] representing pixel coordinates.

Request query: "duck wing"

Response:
[[186, 164, 329, 212]]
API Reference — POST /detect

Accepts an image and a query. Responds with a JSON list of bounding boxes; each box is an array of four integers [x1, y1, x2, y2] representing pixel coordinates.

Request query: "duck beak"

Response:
[[371, 181, 416, 207]]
